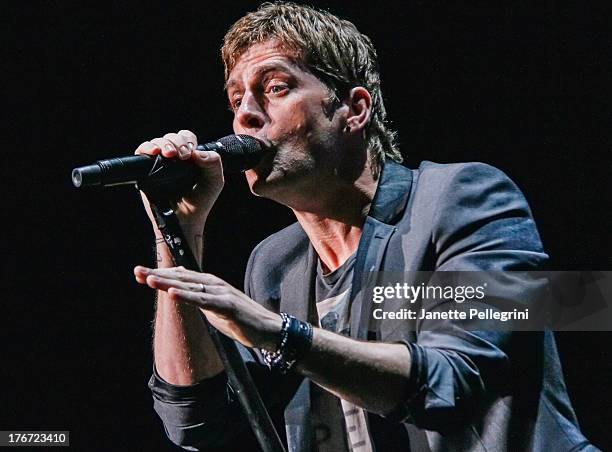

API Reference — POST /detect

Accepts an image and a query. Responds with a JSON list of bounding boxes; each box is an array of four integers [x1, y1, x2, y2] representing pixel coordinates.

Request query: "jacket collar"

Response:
[[368, 161, 413, 225]]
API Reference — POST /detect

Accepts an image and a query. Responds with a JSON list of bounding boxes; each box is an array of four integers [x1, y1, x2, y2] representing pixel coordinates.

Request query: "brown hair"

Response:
[[221, 2, 402, 176]]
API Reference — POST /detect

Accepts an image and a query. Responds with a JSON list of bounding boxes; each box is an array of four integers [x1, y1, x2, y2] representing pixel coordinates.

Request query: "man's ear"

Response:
[[345, 87, 372, 134]]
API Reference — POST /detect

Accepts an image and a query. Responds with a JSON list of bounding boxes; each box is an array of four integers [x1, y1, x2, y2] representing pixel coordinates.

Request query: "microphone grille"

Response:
[[215, 134, 263, 172], [217, 134, 261, 156]]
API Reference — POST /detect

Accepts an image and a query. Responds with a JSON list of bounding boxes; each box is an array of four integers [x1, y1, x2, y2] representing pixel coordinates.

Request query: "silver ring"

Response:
[[198, 283, 206, 293]]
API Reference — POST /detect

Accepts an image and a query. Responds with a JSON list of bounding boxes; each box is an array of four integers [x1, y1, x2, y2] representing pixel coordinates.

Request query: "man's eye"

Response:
[[232, 99, 242, 110], [268, 84, 288, 95]]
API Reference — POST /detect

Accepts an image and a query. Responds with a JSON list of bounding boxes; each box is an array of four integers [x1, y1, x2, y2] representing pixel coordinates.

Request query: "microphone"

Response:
[[71, 134, 262, 188]]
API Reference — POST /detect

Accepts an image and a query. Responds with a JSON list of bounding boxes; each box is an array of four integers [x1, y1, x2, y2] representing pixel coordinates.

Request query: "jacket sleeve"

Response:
[[148, 344, 264, 451], [391, 162, 549, 431], [149, 365, 241, 450]]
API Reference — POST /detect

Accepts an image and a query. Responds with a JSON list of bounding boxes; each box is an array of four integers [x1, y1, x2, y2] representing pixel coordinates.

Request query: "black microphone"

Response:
[[71, 134, 262, 188]]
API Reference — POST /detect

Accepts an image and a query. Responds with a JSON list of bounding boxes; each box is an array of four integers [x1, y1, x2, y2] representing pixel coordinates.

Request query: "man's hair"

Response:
[[221, 2, 402, 176]]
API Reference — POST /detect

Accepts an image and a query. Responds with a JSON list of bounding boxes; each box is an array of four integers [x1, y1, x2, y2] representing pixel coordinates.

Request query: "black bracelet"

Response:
[[261, 313, 313, 374]]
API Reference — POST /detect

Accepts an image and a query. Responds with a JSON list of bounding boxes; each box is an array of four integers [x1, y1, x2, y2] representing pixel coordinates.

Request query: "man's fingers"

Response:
[[145, 275, 200, 292], [135, 141, 160, 156], [151, 137, 180, 158], [163, 132, 192, 159], [166, 288, 231, 314], [178, 130, 198, 148], [134, 267, 148, 284], [135, 131, 198, 160], [134, 266, 224, 285], [144, 275, 227, 294], [192, 149, 222, 169]]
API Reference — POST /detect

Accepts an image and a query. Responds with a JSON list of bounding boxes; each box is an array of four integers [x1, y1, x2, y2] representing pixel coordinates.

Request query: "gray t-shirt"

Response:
[[311, 254, 375, 452]]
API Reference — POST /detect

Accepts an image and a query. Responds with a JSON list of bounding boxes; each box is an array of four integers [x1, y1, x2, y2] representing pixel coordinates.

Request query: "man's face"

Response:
[[226, 40, 346, 202]]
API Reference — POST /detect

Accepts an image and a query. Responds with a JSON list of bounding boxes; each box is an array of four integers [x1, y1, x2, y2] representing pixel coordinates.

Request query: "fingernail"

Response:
[[164, 144, 175, 153], [179, 145, 190, 157], [136, 266, 149, 274], [187, 142, 195, 151]]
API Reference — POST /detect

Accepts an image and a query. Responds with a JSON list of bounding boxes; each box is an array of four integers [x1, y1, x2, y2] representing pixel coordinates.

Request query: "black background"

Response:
[[3, 1, 611, 450]]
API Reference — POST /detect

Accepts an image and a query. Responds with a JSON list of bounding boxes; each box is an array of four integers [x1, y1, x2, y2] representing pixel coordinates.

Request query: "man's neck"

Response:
[[294, 213, 362, 272], [292, 168, 379, 273]]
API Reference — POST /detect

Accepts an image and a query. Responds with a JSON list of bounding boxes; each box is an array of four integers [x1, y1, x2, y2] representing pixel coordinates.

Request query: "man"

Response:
[[133, 3, 595, 451]]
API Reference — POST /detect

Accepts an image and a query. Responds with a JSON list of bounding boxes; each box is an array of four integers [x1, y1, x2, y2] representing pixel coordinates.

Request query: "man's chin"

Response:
[[247, 171, 285, 199], [246, 167, 305, 202]]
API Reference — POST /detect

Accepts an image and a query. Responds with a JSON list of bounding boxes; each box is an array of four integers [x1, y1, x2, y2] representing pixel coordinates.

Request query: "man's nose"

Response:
[[235, 93, 265, 131]]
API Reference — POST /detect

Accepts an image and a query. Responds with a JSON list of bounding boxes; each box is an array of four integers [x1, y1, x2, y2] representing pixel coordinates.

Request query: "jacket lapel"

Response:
[[279, 242, 318, 323], [279, 239, 316, 452], [349, 162, 413, 340], [349, 218, 397, 339]]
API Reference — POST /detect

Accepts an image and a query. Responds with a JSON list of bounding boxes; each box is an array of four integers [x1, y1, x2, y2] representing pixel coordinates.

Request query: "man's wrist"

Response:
[[182, 226, 204, 264], [153, 222, 205, 266], [155, 239, 175, 267], [260, 313, 283, 351], [260, 313, 314, 374], [181, 225, 204, 247]]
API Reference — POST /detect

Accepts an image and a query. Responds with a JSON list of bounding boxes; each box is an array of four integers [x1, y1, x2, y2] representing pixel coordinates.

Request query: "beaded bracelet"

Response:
[[261, 312, 313, 374]]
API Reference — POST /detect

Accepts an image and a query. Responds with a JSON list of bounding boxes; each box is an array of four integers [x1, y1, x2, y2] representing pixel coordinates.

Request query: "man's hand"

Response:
[[135, 129, 224, 237], [135, 265, 282, 350], [135, 264, 412, 414]]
